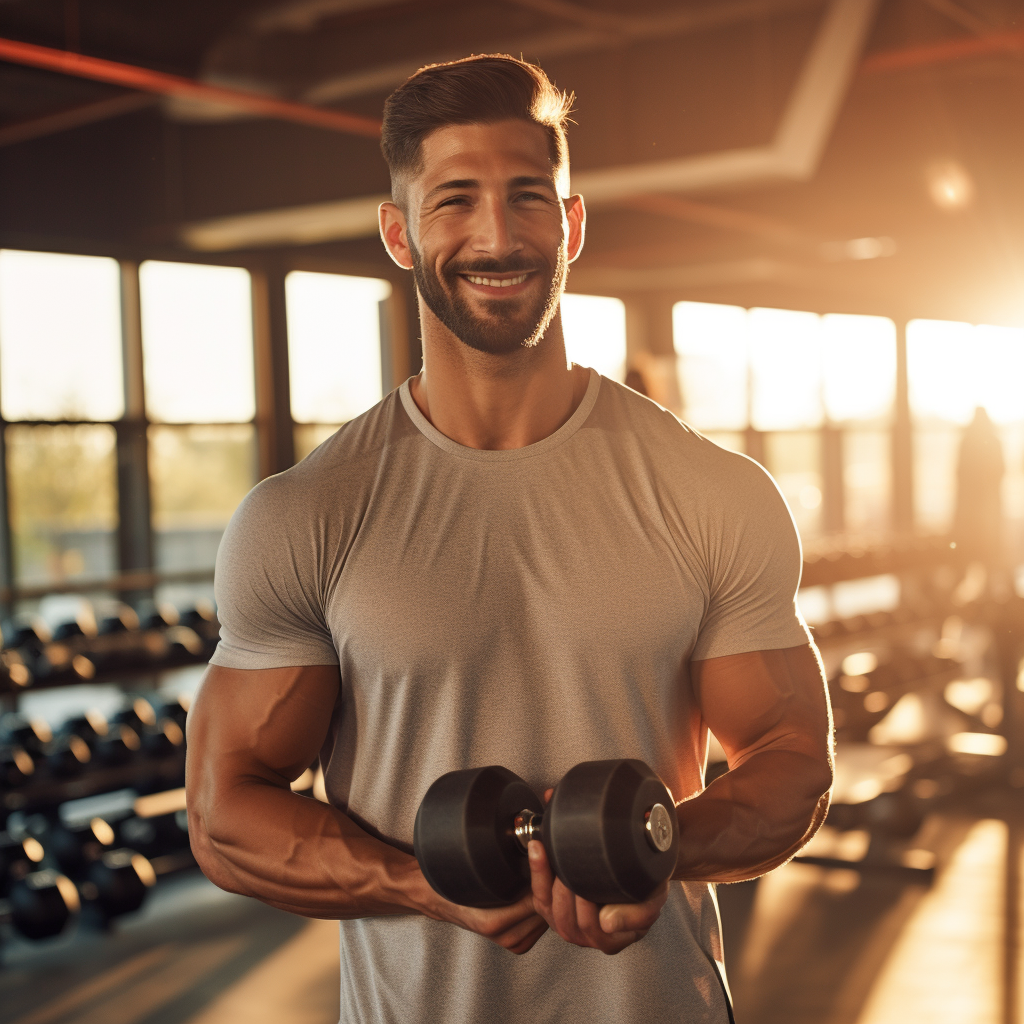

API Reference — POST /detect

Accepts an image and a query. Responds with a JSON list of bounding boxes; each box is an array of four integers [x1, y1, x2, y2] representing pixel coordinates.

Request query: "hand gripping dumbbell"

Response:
[[413, 759, 678, 907]]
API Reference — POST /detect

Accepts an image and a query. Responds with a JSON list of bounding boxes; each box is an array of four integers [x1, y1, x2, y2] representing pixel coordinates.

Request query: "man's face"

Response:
[[397, 120, 582, 355]]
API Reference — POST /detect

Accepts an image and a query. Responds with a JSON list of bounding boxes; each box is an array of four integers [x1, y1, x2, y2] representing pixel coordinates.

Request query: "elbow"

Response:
[[189, 816, 247, 896]]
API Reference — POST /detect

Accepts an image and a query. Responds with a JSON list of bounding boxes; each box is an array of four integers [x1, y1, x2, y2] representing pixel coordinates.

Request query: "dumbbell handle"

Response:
[[513, 809, 543, 851], [512, 802, 675, 855]]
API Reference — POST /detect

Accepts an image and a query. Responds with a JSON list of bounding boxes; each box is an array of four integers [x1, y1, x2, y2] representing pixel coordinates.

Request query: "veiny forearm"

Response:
[[190, 778, 432, 920], [673, 749, 831, 883]]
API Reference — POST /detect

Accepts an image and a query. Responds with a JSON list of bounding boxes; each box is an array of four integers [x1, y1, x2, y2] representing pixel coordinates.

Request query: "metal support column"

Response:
[[391, 272, 422, 378], [379, 277, 417, 391], [822, 424, 845, 536], [251, 265, 295, 480], [116, 261, 154, 606], [621, 294, 680, 413], [0, 412, 15, 625], [892, 320, 914, 534]]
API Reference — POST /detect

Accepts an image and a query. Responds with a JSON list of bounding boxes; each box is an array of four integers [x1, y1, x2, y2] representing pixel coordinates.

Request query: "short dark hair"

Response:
[[381, 54, 574, 209]]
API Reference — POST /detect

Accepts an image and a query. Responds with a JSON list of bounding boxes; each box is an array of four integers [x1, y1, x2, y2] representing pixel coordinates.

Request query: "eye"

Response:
[[514, 191, 548, 203], [437, 195, 470, 207]]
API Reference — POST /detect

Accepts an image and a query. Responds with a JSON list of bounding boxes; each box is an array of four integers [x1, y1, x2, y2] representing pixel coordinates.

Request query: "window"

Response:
[[673, 303, 900, 544], [0, 250, 123, 422], [7, 424, 118, 587], [286, 271, 391, 460], [138, 262, 258, 598], [822, 314, 896, 424], [748, 307, 822, 431], [673, 302, 748, 431], [139, 261, 255, 424], [561, 294, 627, 382], [907, 320, 1024, 532], [0, 251, 123, 589]]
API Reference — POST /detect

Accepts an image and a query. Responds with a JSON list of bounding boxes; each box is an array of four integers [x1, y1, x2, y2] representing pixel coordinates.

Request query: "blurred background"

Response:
[[1, 0, 1023, 1021]]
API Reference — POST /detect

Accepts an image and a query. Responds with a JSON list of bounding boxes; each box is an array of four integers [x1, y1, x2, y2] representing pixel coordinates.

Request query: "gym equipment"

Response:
[[77, 848, 155, 922], [0, 870, 80, 941], [19, 814, 155, 923], [414, 759, 678, 907]]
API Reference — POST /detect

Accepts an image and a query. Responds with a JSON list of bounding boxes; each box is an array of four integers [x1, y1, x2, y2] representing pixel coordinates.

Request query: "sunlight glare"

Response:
[[822, 314, 896, 422], [749, 308, 822, 430], [561, 293, 626, 382], [286, 272, 391, 423], [673, 301, 748, 430]]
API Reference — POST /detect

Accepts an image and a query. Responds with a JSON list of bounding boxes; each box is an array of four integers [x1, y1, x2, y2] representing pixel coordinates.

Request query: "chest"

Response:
[[324, 464, 708, 689]]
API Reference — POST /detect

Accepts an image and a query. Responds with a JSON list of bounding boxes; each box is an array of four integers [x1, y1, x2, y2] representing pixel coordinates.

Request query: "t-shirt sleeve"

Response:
[[209, 476, 339, 670], [690, 453, 810, 661]]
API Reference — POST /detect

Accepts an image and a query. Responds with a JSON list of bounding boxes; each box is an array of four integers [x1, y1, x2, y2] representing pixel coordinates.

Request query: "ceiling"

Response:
[[1, 0, 1023, 324]]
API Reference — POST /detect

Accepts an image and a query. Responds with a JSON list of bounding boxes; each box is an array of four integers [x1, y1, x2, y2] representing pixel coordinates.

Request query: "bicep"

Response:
[[187, 664, 341, 789], [691, 644, 832, 769]]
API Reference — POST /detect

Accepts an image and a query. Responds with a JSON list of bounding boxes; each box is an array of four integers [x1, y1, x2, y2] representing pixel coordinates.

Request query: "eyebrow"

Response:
[[422, 175, 557, 204]]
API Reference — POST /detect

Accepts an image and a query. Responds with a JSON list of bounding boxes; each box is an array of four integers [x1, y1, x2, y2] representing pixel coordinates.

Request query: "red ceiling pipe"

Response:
[[861, 29, 1024, 75], [0, 35, 382, 138]]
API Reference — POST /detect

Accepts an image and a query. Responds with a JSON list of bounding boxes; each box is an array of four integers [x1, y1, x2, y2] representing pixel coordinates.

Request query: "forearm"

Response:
[[190, 779, 435, 920], [673, 749, 831, 883]]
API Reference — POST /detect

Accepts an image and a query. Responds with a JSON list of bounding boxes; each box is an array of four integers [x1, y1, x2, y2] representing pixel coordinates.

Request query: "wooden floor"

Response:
[[3, 797, 1022, 1024]]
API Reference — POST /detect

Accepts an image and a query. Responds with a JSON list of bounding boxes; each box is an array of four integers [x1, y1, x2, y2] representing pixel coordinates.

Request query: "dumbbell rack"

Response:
[[792, 586, 1024, 886], [0, 604, 220, 954]]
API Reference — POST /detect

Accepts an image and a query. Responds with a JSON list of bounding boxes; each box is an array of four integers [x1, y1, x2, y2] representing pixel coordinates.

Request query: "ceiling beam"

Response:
[[919, 0, 994, 37], [573, 0, 881, 201], [860, 28, 1024, 75], [0, 36, 382, 138], [302, 0, 823, 104], [0, 91, 157, 148]]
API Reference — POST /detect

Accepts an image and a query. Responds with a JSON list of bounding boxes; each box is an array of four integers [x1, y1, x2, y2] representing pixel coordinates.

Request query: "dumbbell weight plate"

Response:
[[414, 766, 542, 908], [81, 849, 155, 921], [8, 870, 80, 940], [545, 759, 679, 905]]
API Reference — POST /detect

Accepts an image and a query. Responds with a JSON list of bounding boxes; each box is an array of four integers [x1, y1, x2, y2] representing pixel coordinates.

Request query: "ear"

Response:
[[379, 202, 413, 270], [564, 194, 586, 264]]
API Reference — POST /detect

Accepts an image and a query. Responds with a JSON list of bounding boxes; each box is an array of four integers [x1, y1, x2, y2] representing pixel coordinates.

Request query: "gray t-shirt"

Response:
[[211, 369, 808, 1024]]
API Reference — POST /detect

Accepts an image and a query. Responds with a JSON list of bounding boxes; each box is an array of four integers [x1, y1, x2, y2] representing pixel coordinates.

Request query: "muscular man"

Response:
[[187, 54, 833, 1023]]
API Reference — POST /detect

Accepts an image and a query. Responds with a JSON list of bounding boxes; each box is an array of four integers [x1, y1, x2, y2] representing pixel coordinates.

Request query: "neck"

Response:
[[409, 301, 589, 450]]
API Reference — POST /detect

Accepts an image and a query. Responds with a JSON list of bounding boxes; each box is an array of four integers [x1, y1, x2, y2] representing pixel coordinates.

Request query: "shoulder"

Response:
[[593, 376, 777, 493], [242, 390, 402, 512]]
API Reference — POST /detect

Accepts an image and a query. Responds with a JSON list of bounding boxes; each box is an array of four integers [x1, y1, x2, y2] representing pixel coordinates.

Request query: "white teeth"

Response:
[[465, 274, 529, 288]]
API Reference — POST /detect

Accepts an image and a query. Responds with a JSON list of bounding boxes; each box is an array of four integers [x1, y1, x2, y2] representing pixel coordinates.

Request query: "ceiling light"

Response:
[[927, 159, 975, 210]]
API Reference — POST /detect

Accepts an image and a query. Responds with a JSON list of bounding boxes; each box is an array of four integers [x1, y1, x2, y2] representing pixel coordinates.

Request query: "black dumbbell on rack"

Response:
[[414, 759, 678, 907], [0, 869, 80, 942], [12, 812, 155, 926]]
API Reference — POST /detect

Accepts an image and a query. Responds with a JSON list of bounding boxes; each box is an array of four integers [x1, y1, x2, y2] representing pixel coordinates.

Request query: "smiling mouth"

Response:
[[461, 273, 531, 288]]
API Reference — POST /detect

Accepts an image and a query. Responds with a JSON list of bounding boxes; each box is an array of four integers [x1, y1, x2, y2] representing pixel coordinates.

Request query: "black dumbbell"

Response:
[[0, 869, 79, 941], [77, 848, 154, 923], [30, 817, 154, 923], [414, 759, 678, 907], [0, 744, 36, 788]]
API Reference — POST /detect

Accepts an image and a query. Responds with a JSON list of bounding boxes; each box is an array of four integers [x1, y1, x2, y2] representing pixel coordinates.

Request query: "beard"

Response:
[[410, 241, 567, 356]]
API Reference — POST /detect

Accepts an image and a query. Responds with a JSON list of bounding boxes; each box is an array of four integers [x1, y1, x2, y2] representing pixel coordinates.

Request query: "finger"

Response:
[[528, 841, 555, 919], [599, 883, 669, 935], [498, 912, 548, 951], [549, 875, 583, 942], [573, 894, 641, 952], [506, 918, 550, 955], [543, 788, 554, 803]]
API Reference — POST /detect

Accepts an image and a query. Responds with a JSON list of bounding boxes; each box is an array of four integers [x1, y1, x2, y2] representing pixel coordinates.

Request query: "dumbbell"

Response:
[[414, 759, 678, 907], [26, 816, 155, 923], [0, 870, 80, 941]]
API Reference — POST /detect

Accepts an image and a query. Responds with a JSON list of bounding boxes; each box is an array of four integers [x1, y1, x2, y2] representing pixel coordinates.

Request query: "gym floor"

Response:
[[2, 791, 1021, 1024]]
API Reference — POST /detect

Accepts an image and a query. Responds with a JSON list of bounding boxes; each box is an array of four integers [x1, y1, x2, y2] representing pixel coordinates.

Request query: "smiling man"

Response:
[[187, 55, 833, 1024]]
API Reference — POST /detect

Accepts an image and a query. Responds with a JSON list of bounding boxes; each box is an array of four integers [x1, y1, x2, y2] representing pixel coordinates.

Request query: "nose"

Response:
[[470, 194, 524, 260]]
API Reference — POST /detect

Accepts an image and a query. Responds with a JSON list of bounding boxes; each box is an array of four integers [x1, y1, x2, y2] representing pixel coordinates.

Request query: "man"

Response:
[[187, 54, 833, 1023]]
